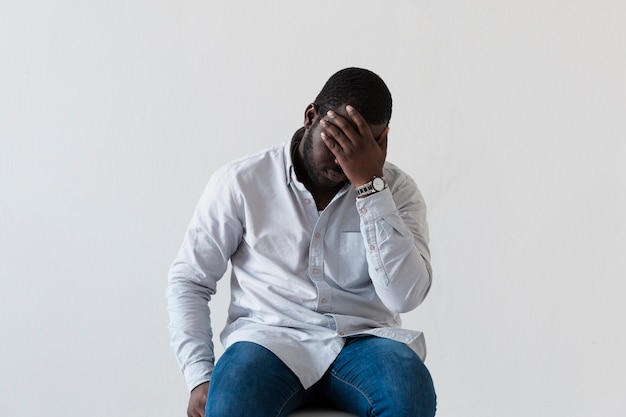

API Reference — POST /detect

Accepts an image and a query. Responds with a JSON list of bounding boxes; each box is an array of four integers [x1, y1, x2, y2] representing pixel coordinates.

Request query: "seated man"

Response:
[[167, 67, 437, 417]]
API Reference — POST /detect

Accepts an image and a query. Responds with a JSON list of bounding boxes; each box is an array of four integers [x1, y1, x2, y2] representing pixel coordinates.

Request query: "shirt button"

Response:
[[339, 332, 345, 336], [321, 298, 327, 304], [315, 232, 320, 238], [304, 198, 311, 205], [312, 268, 320, 274], [360, 208, 368, 214], [370, 244, 376, 250]]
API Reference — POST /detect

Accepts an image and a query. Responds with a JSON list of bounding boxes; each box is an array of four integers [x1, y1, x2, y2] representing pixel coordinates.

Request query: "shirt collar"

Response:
[[284, 127, 305, 185]]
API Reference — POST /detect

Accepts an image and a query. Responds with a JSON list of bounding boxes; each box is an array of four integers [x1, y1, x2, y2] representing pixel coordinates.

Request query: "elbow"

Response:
[[387, 283, 431, 313], [379, 265, 432, 314]]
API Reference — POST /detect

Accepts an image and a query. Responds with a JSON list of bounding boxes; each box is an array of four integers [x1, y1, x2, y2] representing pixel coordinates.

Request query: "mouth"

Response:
[[326, 168, 347, 183]]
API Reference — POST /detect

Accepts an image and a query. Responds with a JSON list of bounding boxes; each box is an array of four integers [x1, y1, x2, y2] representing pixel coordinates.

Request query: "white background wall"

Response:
[[1, 1, 624, 416]]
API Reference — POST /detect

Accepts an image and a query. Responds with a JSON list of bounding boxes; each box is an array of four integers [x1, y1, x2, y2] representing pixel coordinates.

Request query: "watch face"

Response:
[[372, 177, 385, 191]]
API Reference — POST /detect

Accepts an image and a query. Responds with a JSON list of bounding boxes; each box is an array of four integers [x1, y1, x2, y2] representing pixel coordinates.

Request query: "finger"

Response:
[[319, 119, 349, 152], [320, 131, 342, 156], [346, 105, 373, 138], [321, 132, 352, 169], [324, 110, 361, 145]]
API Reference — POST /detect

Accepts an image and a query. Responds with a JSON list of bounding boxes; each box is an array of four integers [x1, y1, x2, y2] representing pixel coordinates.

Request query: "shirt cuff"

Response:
[[183, 360, 213, 392], [355, 188, 395, 222]]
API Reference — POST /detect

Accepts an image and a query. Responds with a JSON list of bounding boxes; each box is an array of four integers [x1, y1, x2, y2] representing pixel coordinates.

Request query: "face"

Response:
[[298, 104, 387, 190], [300, 121, 344, 190]]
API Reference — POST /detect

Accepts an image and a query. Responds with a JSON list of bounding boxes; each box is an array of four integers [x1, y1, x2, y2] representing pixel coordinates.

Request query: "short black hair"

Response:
[[314, 67, 392, 125]]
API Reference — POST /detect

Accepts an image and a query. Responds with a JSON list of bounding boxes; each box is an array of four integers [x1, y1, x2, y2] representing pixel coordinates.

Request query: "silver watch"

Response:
[[355, 176, 387, 197]]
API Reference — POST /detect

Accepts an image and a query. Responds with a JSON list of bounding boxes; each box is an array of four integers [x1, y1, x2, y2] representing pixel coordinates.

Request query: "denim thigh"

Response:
[[206, 341, 309, 417], [319, 336, 437, 417]]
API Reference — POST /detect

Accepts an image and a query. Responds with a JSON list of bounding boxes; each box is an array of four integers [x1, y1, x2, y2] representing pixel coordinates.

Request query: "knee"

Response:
[[374, 341, 437, 417], [393, 356, 437, 417], [337, 337, 436, 417]]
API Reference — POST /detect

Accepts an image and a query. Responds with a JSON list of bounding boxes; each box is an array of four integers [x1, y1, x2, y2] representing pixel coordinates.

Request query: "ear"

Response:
[[303, 103, 319, 129]]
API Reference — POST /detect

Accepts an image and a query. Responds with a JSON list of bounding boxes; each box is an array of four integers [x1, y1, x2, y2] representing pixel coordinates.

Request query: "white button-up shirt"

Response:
[[167, 138, 432, 391]]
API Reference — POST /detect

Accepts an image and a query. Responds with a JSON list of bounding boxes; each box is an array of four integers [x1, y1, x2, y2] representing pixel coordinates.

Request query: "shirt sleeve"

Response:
[[356, 171, 432, 314], [165, 165, 243, 391]]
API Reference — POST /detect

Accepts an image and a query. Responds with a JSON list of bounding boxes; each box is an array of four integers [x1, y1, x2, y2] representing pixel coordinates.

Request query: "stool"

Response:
[[288, 409, 357, 417]]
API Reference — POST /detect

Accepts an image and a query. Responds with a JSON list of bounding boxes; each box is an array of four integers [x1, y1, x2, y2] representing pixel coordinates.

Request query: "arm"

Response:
[[356, 174, 432, 313], [166, 165, 243, 391], [319, 106, 432, 313]]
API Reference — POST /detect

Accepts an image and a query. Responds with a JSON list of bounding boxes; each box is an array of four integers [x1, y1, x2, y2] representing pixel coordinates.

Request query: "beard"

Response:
[[300, 129, 346, 190]]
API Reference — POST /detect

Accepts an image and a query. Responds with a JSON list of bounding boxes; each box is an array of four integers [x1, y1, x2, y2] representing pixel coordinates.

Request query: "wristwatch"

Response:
[[355, 176, 388, 198]]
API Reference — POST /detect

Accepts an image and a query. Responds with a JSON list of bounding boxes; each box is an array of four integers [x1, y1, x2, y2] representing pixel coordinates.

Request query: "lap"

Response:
[[206, 341, 308, 417], [206, 337, 436, 417], [320, 336, 436, 417]]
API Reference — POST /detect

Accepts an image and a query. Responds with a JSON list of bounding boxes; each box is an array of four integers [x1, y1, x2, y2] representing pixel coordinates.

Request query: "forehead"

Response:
[[329, 105, 388, 139]]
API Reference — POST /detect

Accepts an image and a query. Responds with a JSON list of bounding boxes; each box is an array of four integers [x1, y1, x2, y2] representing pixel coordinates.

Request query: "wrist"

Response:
[[352, 171, 384, 187], [355, 176, 387, 198]]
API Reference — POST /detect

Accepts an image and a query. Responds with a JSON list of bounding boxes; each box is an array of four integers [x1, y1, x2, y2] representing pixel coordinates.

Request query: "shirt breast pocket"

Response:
[[337, 232, 370, 289]]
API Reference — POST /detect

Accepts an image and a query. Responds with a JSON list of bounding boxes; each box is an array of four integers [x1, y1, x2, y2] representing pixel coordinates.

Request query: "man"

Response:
[[167, 68, 437, 417]]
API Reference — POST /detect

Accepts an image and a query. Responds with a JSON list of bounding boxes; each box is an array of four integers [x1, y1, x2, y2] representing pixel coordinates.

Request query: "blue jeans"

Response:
[[206, 336, 436, 417]]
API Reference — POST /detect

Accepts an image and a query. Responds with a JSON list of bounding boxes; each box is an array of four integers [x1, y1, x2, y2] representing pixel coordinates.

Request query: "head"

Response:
[[297, 68, 392, 190], [313, 67, 392, 125]]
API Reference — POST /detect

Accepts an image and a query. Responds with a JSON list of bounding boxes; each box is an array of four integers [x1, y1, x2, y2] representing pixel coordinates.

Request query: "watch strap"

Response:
[[355, 176, 387, 197]]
